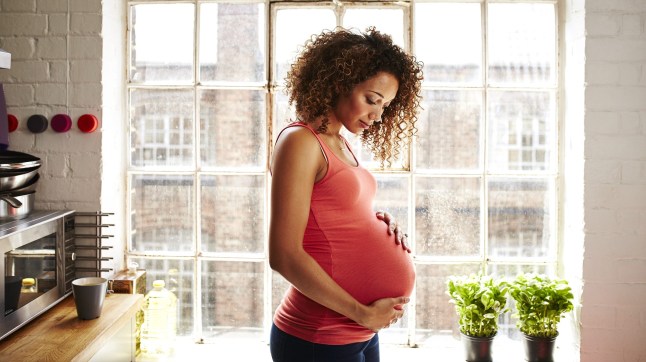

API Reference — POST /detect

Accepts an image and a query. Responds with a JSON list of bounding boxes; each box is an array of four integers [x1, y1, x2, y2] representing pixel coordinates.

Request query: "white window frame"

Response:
[[125, 0, 564, 356]]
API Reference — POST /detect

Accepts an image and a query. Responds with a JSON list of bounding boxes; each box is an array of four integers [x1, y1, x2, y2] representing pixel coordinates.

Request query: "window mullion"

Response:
[[407, 170, 416, 347], [407, 1, 415, 347], [195, 252, 203, 340], [482, 0, 490, 273], [193, 1, 202, 341]]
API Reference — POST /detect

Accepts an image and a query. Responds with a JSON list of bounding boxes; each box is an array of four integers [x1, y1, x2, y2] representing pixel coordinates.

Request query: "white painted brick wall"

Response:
[[581, 0, 646, 361], [2, 0, 36, 13], [69, 36, 102, 58], [0, 0, 103, 213], [36, 0, 68, 13]]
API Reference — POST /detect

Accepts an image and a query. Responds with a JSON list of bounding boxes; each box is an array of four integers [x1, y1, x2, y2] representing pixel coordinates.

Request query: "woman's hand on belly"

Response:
[[356, 296, 410, 333], [375, 210, 411, 253]]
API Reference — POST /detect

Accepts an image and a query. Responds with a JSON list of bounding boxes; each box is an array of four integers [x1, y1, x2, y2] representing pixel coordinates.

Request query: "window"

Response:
[[126, 0, 559, 351]]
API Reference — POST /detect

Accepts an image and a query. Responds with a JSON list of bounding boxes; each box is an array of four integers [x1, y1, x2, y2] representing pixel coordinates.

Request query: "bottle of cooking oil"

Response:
[[140, 280, 177, 356], [21, 278, 37, 293]]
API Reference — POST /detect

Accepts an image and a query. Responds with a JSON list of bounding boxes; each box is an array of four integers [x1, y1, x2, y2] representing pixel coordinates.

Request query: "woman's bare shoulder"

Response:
[[275, 125, 320, 153], [272, 124, 325, 178]]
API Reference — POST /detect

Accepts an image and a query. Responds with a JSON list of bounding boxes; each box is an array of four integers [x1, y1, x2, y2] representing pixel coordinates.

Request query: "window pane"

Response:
[[487, 91, 556, 172], [415, 177, 481, 256], [488, 3, 556, 86], [199, 89, 266, 169], [129, 257, 194, 336], [200, 175, 265, 253], [415, 3, 482, 84], [274, 8, 335, 85], [130, 89, 194, 168], [489, 263, 550, 278], [417, 90, 482, 170], [199, 3, 266, 83], [131, 174, 194, 252], [414, 264, 482, 335], [488, 177, 554, 259], [201, 261, 264, 336], [130, 4, 194, 83], [272, 89, 295, 146], [374, 175, 409, 231], [343, 8, 404, 47]]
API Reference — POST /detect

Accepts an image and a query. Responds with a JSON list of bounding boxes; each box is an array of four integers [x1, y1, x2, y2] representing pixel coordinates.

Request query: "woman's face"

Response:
[[332, 71, 399, 134]]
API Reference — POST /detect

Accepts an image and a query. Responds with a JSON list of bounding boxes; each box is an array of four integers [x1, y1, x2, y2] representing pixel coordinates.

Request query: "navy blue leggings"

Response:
[[270, 324, 380, 362]]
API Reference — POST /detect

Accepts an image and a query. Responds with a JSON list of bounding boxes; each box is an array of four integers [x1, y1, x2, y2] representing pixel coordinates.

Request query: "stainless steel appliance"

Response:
[[0, 210, 75, 341]]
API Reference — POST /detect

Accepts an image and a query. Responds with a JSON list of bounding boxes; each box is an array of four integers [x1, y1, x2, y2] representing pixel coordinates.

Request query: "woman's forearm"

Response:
[[269, 245, 369, 326]]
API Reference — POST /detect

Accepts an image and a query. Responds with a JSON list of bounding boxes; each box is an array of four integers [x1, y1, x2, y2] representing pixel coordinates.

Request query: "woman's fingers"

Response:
[[379, 314, 404, 331], [396, 231, 411, 253], [376, 211, 411, 252], [368, 296, 410, 332], [402, 233, 411, 253], [376, 211, 395, 235]]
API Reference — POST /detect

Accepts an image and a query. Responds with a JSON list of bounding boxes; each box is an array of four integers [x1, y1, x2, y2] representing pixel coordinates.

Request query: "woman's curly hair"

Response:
[[285, 26, 424, 167]]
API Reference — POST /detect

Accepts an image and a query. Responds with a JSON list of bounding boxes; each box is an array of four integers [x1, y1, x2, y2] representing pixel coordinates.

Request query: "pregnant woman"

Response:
[[269, 26, 423, 362]]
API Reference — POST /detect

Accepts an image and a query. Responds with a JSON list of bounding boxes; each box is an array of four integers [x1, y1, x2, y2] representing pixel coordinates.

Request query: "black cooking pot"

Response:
[[0, 150, 41, 170]]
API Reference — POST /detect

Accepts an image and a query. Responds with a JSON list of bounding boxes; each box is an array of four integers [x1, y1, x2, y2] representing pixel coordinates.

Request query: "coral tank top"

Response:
[[272, 123, 416, 345]]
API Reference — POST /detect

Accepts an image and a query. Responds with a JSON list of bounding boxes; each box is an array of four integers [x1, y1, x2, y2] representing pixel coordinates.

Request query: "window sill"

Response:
[[138, 336, 576, 362]]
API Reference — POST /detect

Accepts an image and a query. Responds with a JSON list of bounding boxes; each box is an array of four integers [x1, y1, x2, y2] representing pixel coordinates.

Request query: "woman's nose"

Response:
[[369, 109, 383, 122]]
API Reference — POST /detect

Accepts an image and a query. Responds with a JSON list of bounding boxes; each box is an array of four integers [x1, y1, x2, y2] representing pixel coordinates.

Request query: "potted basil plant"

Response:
[[446, 273, 509, 362], [509, 273, 574, 362]]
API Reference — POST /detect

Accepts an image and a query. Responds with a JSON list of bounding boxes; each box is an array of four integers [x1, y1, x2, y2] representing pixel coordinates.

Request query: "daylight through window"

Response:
[[126, 0, 559, 348]]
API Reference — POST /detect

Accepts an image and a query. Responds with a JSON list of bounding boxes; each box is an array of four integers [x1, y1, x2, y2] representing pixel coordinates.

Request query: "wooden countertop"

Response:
[[0, 293, 144, 362]]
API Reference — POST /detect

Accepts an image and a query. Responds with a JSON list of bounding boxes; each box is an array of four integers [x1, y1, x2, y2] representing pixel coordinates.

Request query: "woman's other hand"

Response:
[[357, 296, 410, 333], [376, 211, 411, 253]]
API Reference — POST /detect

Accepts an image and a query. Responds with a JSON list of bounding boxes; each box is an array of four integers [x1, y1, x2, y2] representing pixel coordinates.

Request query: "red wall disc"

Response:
[[77, 114, 98, 133], [7, 114, 18, 132]]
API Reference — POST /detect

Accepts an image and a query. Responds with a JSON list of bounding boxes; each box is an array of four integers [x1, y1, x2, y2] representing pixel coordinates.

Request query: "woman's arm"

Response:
[[269, 128, 407, 332]]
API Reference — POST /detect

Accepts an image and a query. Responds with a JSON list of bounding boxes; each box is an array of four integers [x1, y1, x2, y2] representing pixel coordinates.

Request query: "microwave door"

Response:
[[6, 248, 55, 274]]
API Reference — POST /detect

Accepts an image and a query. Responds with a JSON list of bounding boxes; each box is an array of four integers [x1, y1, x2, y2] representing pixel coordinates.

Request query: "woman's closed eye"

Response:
[[367, 97, 388, 110]]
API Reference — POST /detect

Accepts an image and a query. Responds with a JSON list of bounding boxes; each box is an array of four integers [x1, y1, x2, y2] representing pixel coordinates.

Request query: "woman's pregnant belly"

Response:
[[324, 217, 415, 305]]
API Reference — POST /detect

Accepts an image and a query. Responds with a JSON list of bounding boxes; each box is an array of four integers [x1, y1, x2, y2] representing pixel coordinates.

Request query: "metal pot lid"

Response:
[[0, 150, 41, 170], [0, 165, 40, 176]]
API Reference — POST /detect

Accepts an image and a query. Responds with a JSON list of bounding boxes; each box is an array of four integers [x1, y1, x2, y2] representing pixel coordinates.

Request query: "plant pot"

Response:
[[461, 333, 495, 362], [521, 333, 557, 362]]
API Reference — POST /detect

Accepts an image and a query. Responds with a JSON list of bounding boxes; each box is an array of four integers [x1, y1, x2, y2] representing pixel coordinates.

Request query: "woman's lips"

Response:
[[359, 121, 371, 129]]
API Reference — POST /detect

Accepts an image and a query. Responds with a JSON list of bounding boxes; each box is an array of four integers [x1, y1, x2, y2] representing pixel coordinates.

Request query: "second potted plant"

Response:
[[446, 273, 509, 362], [509, 273, 574, 362]]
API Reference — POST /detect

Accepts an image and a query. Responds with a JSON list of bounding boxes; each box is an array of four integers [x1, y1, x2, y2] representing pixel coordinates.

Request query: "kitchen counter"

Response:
[[0, 293, 143, 361]]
